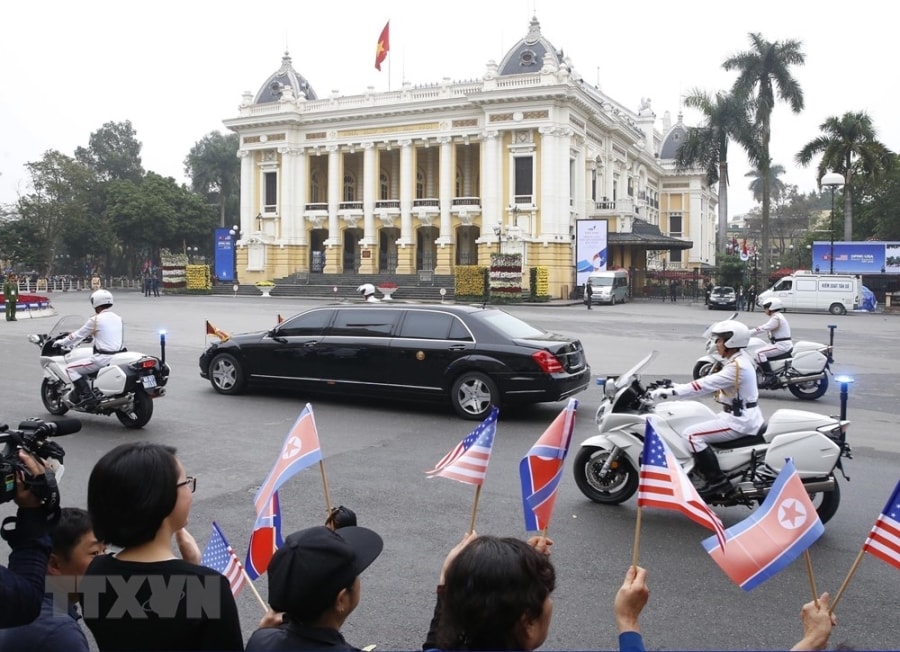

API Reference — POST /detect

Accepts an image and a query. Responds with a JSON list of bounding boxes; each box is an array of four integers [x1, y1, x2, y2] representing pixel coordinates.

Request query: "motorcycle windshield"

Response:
[[48, 315, 88, 338], [615, 351, 658, 390]]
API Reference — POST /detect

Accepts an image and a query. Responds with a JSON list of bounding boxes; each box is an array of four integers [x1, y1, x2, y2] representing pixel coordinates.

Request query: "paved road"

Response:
[[1, 292, 897, 650]]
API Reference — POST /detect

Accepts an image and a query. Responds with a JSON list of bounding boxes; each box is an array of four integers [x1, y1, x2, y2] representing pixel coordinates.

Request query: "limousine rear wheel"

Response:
[[209, 353, 247, 395], [451, 372, 498, 420]]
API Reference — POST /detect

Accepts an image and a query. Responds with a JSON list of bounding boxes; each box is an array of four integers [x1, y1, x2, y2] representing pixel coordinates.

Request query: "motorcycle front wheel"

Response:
[[788, 374, 829, 400], [41, 378, 69, 416], [115, 388, 153, 429], [692, 360, 716, 380], [573, 446, 639, 504]]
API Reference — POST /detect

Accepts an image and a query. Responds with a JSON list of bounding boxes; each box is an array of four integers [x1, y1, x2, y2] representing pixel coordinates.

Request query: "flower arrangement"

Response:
[[489, 253, 522, 303], [455, 266, 488, 299], [255, 280, 275, 287], [185, 265, 210, 291], [376, 281, 397, 289]]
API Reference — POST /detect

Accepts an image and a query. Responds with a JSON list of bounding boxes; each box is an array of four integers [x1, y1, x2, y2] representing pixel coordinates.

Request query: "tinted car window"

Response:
[[479, 310, 544, 338], [398, 311, 474, 341], [331, 309, 399, 337], [278, 309, 334, 336]]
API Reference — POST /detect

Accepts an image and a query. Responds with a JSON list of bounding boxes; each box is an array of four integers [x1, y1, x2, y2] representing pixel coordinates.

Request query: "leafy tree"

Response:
[[724, 33, 805, 275], [676, 89, 754, 256], [0, 218, 44, 271], [75, 120, 144, 182], [852, 153, 900, 240], [184, 131, 240, 228], [795, 111, 895, 240], [17, 150, 95, 274]]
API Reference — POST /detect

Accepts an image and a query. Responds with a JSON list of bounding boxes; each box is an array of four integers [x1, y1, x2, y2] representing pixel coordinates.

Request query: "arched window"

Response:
[[416, 169, 425, 199], [344, 173, 356, 202], [380, 171, 389, 200]]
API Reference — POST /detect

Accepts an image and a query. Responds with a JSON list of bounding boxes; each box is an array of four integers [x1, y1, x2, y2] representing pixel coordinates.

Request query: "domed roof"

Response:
[[253, 51, 318, 104], [496, 16, 562, 76], [659, 113, 688, 160]]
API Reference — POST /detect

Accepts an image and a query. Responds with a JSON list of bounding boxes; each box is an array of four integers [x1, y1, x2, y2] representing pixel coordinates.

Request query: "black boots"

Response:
[[694, 448, 731, 497], [759, 360, 778, 388], [72, 378, 97, 407]]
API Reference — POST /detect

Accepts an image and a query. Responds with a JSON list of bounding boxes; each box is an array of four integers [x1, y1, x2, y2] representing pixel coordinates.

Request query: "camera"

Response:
[[0, 418, 79, 510]]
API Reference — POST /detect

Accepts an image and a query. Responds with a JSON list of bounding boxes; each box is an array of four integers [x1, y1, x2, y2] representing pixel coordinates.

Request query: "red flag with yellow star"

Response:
[[375, 21, 390, 71]]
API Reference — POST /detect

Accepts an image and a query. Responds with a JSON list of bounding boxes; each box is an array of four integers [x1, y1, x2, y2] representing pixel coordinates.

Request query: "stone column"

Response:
[[396, 139, 414, 274], [482, 130, 501, 244], [294, 148, 308, 246], [278, 147, 295, 243], [360, 141, 377, 273], [435, 136, 453, 274], [238, 150, 253, 236], [324, 145, 341, 273]]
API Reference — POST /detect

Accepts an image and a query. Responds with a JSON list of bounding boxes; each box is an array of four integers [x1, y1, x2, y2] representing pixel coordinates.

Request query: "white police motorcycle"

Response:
[[29, 315, 170, 429], [572, 352, 851, 523], [692, 314, 832, 400]]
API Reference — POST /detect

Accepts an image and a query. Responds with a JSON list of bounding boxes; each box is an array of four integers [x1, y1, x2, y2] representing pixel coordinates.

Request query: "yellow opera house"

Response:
[[223, 17, 716, 298]]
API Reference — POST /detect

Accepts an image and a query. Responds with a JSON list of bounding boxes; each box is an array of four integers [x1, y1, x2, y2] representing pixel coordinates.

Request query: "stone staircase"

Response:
[[210, 273, 456, 301]]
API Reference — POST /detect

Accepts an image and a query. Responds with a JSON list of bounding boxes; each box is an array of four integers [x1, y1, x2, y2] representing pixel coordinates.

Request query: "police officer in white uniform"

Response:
[[648, 320, 763, 497], [57, 289, 125, 406], [752, 297, 793, 386]]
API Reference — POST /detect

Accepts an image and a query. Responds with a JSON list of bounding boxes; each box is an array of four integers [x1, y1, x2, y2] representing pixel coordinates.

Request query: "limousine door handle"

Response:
[[303, 340, 320, 348], [447, 344, 468, 351]]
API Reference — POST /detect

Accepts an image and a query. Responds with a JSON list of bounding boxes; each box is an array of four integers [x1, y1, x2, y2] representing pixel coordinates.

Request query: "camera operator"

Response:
[[0, 451, 56, 628]]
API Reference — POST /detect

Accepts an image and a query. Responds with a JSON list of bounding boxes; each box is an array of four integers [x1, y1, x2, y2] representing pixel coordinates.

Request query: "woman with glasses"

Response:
[[81, 442, 243, 650]]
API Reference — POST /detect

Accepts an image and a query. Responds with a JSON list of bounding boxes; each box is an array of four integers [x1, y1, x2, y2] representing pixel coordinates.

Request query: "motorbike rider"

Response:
[[648, 320, 763, 498], [357, 283, 380, 303], [752, 297, 793, 387], [55, 290, 125, 407]]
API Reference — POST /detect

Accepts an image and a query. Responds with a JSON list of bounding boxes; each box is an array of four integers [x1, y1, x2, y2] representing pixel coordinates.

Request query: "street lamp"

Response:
[[788, 244, 795, 270], [806, 244, 811, 270], [229, 224, 241, 283], [821, 171, 844, 274], [493, 223, 505, 254]]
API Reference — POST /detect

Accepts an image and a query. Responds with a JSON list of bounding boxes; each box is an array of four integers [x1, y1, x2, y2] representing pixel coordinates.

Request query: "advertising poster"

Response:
[[214, 228, 236, 281], [575, 219, 608, 287], [811, 241, 896, 274]]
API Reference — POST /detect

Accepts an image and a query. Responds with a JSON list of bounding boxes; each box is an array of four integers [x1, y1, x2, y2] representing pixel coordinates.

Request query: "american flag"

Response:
[[427, 406, 498, 486], [863, 479, 900, 571], [638, 420, 726, 550], [201, 522, 246, 596]]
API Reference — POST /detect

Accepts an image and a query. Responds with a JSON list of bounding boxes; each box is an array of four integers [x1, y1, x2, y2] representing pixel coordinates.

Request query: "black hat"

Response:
[[268, 525, 383, 615]]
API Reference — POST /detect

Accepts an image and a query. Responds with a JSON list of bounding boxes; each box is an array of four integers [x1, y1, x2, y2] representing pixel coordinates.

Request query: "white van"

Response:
[[588, 270, 629, 305], [757, 272, 860, 315]]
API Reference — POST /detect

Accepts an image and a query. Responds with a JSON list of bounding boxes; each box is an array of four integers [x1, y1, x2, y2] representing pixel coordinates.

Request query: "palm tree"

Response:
[[675, 89, 753, 256], [745, 163, 787, 204], [724, 32, 805, 274], [796, 111, 894, 240]]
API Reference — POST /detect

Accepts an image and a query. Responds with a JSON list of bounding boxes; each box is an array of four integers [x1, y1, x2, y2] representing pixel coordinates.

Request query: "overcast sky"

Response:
[[2, 0, 895, 218]]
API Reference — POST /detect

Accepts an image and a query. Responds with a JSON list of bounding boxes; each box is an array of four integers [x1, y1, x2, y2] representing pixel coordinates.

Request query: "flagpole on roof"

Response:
[[829, 547, 866, 614], [803, 550, 820, 608], [468, 484, 482, 534]]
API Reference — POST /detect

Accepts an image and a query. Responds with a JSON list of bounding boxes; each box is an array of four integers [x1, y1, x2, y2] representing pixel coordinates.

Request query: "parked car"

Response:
[[708, 286, 737, 310], [198, 304, 591, 420]]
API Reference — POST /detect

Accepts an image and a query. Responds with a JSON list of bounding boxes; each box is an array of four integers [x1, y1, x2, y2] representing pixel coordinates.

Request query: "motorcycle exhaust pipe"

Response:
[[786, 373, 826, 385], [736, 477, 835, 499]]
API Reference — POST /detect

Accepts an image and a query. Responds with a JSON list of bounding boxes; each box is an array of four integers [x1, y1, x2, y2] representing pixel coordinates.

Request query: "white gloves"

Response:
[[648, 388, 675, 401]]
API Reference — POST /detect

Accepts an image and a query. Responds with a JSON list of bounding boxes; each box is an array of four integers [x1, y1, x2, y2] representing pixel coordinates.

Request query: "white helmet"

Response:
[[763, 297, 784, 312], [705, 319, 750, 349], [90, 289, 114, 309], [357, 283, 376, 297]]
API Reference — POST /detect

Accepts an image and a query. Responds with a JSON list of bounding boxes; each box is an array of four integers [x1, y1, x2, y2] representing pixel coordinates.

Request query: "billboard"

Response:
[[214, 228, 236, 281], [811, 241, 900, 275], [575, 220, 608, 287]]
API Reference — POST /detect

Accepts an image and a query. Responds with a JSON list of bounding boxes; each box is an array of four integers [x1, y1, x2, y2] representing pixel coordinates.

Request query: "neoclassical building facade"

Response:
[[224, 18, 716, 297]]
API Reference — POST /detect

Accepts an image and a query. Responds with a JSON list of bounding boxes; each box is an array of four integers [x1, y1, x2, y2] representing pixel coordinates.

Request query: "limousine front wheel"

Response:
[[209, 353, 247, 395], [451, 372, 498, 420]]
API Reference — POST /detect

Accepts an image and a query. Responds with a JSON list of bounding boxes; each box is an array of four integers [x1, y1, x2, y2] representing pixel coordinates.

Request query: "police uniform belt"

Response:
[[94, 347, 125, 355], [723, 401, 757, 413], [772, 337, 792, 342]]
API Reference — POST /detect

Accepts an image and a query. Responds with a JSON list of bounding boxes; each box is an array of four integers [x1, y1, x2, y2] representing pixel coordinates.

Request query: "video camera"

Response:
[[0, 417, 80, 511]]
